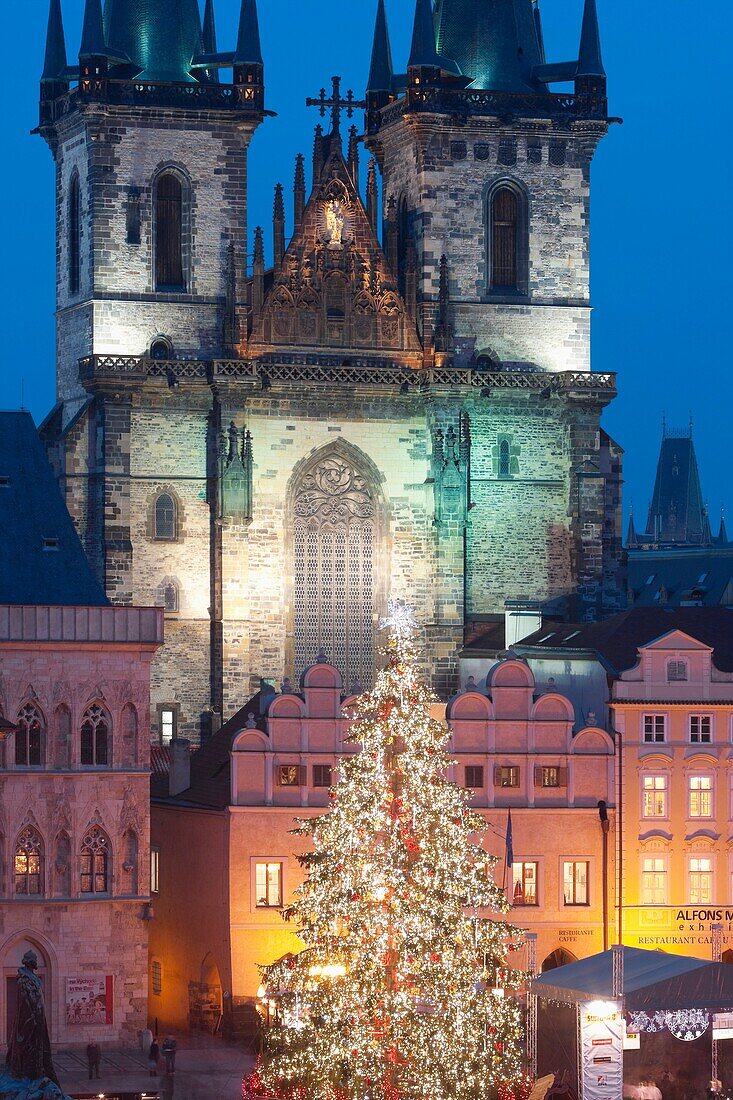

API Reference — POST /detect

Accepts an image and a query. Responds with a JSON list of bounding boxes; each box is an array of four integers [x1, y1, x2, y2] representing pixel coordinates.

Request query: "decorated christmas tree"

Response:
[[256, 605, 526, 1100]]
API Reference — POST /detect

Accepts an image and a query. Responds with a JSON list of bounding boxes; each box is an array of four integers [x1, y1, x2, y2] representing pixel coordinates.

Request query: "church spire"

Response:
[[201, 0, 220, 83], [293, 154, 306, 230], [576, 0, 606, 93], [626, 507, 638, 548], [718, 510, 729, 547], [367, 0, 393, 94], [408, 0, 441, 70], [42, 0, 68, 89], [234, 0, 263, 66], [79, 0, 106, 60]]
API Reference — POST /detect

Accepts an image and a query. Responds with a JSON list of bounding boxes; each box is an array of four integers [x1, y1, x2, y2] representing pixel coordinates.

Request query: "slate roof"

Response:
[[434, 0, 543, 92], [628, 546, 733, 608], [507, 606, 733, 675], [104, 0, 204, 83], [641, 434, 707, 546], [0, 411, 107, 607]]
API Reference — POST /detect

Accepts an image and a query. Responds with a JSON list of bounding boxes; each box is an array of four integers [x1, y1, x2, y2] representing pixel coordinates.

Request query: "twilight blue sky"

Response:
[[1, 0, 731, 531]]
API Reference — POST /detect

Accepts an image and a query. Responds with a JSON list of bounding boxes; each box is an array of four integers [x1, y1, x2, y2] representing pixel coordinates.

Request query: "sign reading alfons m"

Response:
[[675, 909, 733, 924]]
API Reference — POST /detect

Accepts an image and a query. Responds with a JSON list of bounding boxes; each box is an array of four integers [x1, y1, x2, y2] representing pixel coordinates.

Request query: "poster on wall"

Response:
[[66, 976, 113, 1025], [580, 1001, 623, 1100]]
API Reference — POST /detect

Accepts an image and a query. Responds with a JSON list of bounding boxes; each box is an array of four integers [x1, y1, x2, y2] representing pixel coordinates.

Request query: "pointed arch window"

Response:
[[15, 703, 43, 767], [69, 172, 81, 295], [15, 827, 43, 895], [488, 183, 527, 295], [155, 172, 185, 291], [81, 704, 110, 766], [499, 439, 511, 480], [291, 449, 378, 690], [80, 826, 109, 894], [154, 493, 177, 540]]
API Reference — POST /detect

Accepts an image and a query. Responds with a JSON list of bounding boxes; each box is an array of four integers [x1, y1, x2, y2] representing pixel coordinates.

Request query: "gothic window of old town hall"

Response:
[[81, 704, 110, 766], [291, 449, 377, 690], [15, 827, 43, 895], [80, 826, 110, 894], [154, 493, 176, 540], [15, 703, 43, 767], [155, 171, 185, 291], [69, 172, 80, 295]]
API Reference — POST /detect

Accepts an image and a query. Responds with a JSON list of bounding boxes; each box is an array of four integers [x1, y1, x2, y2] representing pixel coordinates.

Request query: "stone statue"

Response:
[[325, 200, 345, 247], [5, 952, 59, 1086]]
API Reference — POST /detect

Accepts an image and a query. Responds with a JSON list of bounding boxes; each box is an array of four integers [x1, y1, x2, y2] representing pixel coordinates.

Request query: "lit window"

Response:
[[642, 775, 668, 818], [152, 960, 162, 996], [14, 827, 43, 896], [643, 714, 667, 743], [80, 704, 110, 766], [541, 767, 561, 788], [496, 766, 520, 788], [641, 856, 667, 905], [312, 764, 332, 788], [80, 827, 109, 894], [465, 765, 484, 789], [689, 775, 713, 818], [689, 715, 712, 744], [151, 848, 160, 894], [689, 857, 713, 904], [160, 709, 175, 745], [278, 765, 301, 787], [563, 860, 589, 906], [255, 861, 283, 907], [667, 660, 688, 682], [512, 862, 538, 906]]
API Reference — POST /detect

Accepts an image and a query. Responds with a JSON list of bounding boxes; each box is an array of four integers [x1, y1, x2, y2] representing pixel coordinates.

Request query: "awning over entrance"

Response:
[[531, 946, 710, 1005]]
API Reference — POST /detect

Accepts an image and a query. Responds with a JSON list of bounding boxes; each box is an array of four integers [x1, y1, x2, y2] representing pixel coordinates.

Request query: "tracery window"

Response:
[[499, 439, 511, 479], [292, 450, 377, 689], [81, 704, 110, 766], [80, 827, 110, 894], [15, 828, 43, 895], [15, 703, 43, 767], [488, 183, 527, 295], [154, 493, 176, 540], [155, 172, 185, 290]]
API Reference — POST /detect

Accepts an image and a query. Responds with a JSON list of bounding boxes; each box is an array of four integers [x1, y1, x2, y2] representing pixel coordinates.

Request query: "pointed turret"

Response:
[[233, 0, 264, 108], [366, 159, 378, 233], [433, 0, 542, 91], [626, 508, 638, 548], [367, 0, 393, 95], [201, 0, 220, 83], [312, 125, 325, 183], [576, 0, 606, 94], [408, 0, 442, 71], [702, 506, 713, 547], [644, 430, 708, 547], [41, 0, 68, 85], [252, 226, 265, 320], [294, 154, 306, 231], [718, 511, 729, 547], [80, 0, 105, 59], [273, 184, 285, 269]]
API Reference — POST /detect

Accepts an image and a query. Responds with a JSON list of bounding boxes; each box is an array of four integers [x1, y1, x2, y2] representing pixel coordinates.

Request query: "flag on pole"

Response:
[[505, 809, 514, 868]]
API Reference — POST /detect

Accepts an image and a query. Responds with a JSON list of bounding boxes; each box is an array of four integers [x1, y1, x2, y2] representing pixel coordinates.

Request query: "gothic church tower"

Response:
[[38, 0, 624, 744]]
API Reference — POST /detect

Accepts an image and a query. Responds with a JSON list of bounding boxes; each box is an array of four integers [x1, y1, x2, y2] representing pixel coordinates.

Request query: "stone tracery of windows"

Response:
[[15, 827, 43, 896], [292, 450, 377, 690], [15, 703, 43, 767], [81, 704, 110, 766], [80, 826, 110, 894]]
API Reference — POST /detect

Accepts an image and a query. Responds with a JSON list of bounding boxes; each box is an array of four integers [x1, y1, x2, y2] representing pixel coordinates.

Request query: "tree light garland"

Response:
[[249, 605, 528, 1100]]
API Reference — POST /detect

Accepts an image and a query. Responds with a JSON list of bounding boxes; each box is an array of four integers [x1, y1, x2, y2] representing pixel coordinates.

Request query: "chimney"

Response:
[[168, 738, 191, 797], [504, 599, 542, 648]]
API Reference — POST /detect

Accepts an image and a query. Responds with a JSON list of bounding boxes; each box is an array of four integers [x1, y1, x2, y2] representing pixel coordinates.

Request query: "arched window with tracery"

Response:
[[15, 828, 43, 896], [154, 493, 176, 541], [488, 184, 527, 294], [81, 704, 110, 766], [80, 827, 110, 894], [15, 703, 43, 767], [69, 172, 81, 295], [291, 448, 378, 689], [155, 171, 185, 290]]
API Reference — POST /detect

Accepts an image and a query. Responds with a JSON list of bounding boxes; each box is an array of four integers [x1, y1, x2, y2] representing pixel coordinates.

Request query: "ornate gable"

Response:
[[249, 135, 421, 359]]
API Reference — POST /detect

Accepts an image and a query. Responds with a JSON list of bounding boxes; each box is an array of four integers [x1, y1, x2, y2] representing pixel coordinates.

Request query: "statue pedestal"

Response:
[[0, 1070, 72, 1100]]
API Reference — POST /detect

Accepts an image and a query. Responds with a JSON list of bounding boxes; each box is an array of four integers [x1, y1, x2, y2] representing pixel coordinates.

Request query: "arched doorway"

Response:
[[541, 948, 577, 973], [190, 954, 223, 1035], [2, 936, 51, 1046]]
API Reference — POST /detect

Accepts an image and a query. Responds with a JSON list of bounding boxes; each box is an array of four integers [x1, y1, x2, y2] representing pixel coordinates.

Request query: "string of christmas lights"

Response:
[[251, 603, 528, 1100]]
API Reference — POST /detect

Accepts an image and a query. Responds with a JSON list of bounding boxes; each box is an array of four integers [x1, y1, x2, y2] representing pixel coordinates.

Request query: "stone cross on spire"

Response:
[[306, 75, 365, 137]]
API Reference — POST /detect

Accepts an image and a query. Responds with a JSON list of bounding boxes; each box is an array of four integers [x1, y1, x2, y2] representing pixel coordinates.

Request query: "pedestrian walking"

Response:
[[148, 1037, 160, 1077], [161, 1035, 177, 1073], [86, 1041, 101, 1080]]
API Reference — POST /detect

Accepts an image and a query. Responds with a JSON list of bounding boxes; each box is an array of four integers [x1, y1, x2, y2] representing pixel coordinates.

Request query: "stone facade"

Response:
[[0, 604, 163, 1049]]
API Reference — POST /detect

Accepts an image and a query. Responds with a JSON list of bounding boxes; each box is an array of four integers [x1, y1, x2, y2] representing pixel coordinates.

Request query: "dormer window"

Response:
[[42, 537, 60, 551], [0, 475, 9, 488], [667, 659, 688, 682]]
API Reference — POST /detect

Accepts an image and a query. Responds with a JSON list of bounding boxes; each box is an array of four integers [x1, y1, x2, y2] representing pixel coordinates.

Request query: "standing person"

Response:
[[148, 1037, 160, 1077], [86, 1040, 101, 1080], [161, 1036, 177, 1074]]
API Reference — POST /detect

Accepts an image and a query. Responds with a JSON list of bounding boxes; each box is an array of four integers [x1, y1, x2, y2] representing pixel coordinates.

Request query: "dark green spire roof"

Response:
[[434, 0, 543, 92], [201, 0, 220, 82], [577, 0, 605, 77], [104, 0, 203, 82], [645, 433, 708, 546], [234, 0, 263, 66], [367, 0, 393, 93], [42, 0, 68, 81], [80, 0, 106, 57], [408, 0, 461, 74]]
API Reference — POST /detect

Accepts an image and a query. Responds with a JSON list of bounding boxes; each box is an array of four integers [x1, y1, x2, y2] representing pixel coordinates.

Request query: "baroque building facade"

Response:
[[0, 411, 163, 1049], [38, 0, 624, 742]]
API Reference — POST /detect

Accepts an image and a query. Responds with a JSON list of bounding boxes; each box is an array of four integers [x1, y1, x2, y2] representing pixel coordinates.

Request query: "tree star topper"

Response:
[[379, 600, 418, 641]]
